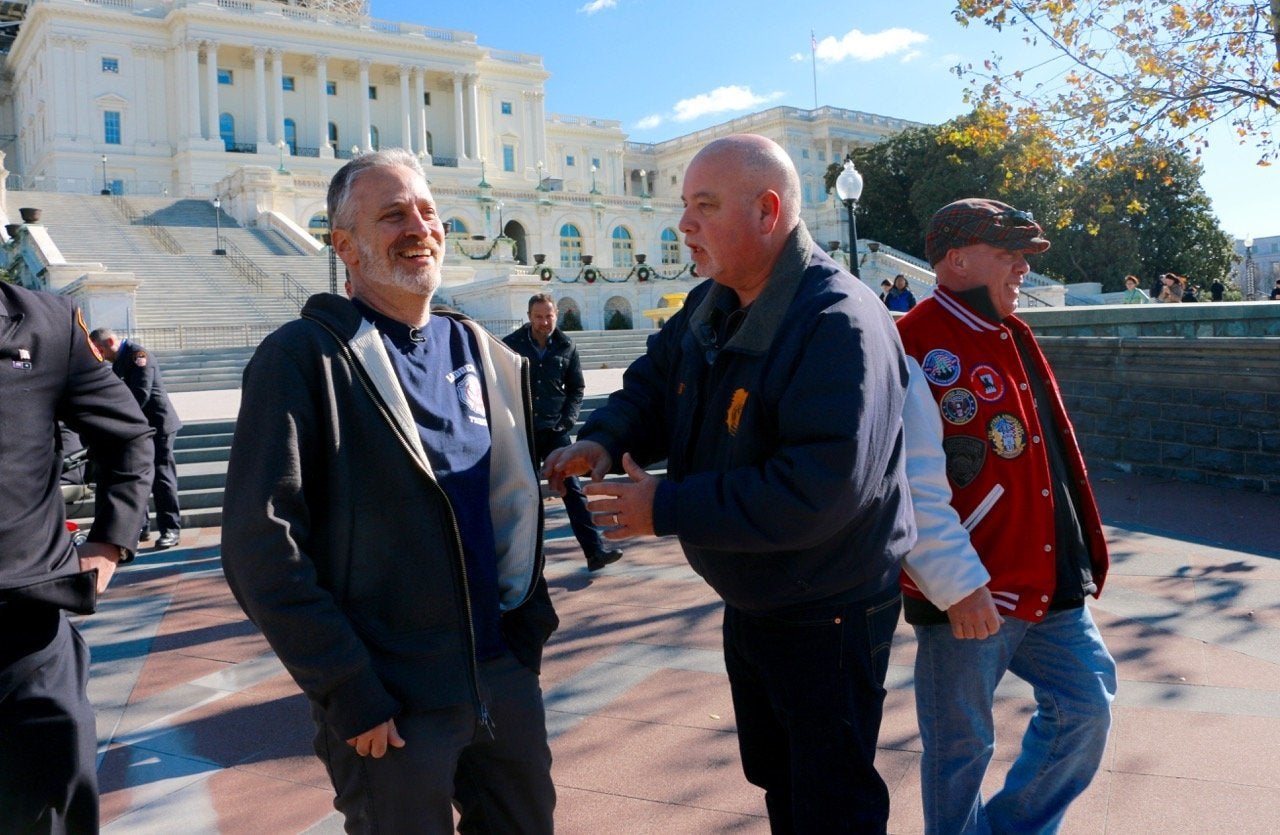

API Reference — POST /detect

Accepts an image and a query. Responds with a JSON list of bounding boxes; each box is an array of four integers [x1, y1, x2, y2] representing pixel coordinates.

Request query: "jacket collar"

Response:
[[688, 222, 815, 356], [931, 286, 1006, 333]]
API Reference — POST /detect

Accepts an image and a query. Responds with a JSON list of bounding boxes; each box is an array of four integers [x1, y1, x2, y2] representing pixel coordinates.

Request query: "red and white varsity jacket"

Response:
[[896, 287, 1108, 623]]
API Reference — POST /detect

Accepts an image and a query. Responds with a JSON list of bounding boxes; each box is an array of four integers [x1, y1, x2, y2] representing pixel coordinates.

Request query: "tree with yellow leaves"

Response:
[[954, 0, 1280, 164]]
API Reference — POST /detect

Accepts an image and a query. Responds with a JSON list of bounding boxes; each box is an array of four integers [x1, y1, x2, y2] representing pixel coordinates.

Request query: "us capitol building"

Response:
[[0, 0, 922, 330]]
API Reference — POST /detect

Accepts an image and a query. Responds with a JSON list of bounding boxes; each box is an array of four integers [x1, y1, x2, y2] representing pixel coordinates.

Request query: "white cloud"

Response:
[[634, 114, 664, 130], [815, 27, 928, 63], [579, 0, 617, 13], [672, 85, 785, 123]]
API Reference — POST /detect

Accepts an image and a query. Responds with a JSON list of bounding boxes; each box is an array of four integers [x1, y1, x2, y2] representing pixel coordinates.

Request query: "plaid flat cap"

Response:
[[925, 198, 1050, 265]]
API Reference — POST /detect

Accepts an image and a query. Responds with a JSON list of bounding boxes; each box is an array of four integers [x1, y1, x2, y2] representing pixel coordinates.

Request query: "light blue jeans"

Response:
[[913, 605, 1116, 834]]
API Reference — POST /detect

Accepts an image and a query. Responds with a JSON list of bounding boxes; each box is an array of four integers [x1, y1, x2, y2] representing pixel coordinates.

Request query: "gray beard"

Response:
[[356, 238, 441, 298]]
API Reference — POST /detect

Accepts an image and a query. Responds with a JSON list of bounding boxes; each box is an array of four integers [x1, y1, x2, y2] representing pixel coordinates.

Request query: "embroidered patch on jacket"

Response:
[[133, 351, 148, 367], [920, 348, 962, 387], [970, 364, 1005, 401], [939, 388, 978, 425], [726, 388, 749, 436], [987, 412, 1026, 459], [943, 435, 987, 488]]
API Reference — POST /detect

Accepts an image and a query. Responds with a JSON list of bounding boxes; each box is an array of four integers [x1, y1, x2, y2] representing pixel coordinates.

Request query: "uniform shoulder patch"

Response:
[[726, 388, 748, 436], [943, 435, 987, 489], [133, 350, 148, 367]]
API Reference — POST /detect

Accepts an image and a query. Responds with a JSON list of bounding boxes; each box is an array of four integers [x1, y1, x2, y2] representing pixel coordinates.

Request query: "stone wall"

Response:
[[1038, 336, 1280, 494]]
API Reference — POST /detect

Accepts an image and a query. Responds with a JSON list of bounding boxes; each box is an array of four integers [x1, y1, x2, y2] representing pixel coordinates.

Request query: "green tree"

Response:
[[953, 1, 1280, 165], [823, 110, 1062, 260], [1043, 144, 1236, 291]]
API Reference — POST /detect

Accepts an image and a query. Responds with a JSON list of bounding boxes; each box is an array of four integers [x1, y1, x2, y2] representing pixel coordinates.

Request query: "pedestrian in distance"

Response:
[[222, 148, 558, 834], [504, 294, 622, 571], [1, 283, 154, 832], [90, 327, 183, 548], [897, 197, 1116, 834], [1121, 274, 1151, 304], [884, 273, 917, 312], [545, 134, 916, 833]]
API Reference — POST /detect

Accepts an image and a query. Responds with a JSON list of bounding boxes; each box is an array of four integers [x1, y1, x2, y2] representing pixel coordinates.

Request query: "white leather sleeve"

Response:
[[900, 355, 991, 611]]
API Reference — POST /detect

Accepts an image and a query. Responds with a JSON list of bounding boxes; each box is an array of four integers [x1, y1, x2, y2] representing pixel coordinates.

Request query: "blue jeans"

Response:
[[913, 605, 1116, 834], [724, 582, 901, 834]]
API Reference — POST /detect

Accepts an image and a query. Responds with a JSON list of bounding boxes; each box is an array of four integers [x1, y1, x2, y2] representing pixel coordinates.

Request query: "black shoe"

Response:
[[139, 528, 151, 542], [155, 530, 180, 549], [587, 548, 622, 572]]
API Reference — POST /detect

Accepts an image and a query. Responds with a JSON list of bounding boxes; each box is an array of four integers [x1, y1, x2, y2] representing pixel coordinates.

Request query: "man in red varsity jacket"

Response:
[[897, 198, 1116, 834]]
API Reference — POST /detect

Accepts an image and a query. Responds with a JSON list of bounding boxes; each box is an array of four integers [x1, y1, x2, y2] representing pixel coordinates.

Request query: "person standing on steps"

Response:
[[504, 293, 622, 571], [90, 327, 183, 548]]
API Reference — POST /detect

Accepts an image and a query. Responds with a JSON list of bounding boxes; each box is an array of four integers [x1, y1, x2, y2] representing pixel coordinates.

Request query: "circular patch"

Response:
[[987, 412, 1026, 459], [920, 348, 961, 387], [969, 364, 1005, 401], [939, 388, 978, 425]]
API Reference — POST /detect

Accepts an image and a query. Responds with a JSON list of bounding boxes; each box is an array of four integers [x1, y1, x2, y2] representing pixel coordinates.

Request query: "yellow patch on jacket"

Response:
[[726, 388, 749, 436]]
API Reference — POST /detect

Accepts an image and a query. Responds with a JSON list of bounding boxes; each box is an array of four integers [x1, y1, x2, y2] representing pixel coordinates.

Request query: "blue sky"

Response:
[[375, 0, 1273, 240]]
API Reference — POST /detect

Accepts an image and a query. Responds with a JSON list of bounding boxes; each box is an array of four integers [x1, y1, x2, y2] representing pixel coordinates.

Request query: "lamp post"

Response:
[[1244, 234, 1257, 299], [835, 158, 864, 278], [212, 196, 225, 255], [590, 164, 599, 195], [276, 138, 289, 174], [100, 155, 110, 195], [497, 200, 505, 238], [638, 168, 649, 198], [536, 160, 546, 191]]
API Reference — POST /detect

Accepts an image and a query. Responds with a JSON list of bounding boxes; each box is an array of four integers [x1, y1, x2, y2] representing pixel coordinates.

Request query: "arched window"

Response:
[[559, 223, 583, 269], [370, 125, 380, 151], [611, 226, 634, 267], [284, 118, 297, 155], [426, 130, 434, 155], [308, 212, 329, 244], [445, 218, 467, 235], [328, 122, 339, 149], [661, 227, 681, 265], [219, 112, 235, 151]]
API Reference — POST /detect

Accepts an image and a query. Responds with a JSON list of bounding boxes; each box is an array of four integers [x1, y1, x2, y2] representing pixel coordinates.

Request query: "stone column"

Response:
[[415, 68, 428, 161], [186, 40, 202, 140], [358, 59, 371, 151], [271, 48, 286, 146], [204, 41, 219, 143], [316, 54, 332, 158], [253, 46, 268, 147], [399, 65, 412, 151], [465, 73, 480, 161], [451, 72, 465, 161]]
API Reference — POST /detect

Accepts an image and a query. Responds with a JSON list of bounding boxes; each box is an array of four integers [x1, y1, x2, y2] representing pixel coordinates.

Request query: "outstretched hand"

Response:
[[543, 440, 612, 495], [583, 453, 658, 539]]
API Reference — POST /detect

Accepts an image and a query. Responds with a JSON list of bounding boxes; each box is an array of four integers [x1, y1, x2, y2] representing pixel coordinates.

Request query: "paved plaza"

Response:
[[83, 377, 1280, 833]]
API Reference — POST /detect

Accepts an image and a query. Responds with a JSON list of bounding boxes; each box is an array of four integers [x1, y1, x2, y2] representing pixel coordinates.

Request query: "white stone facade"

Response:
[[2, 0, 924, 329]]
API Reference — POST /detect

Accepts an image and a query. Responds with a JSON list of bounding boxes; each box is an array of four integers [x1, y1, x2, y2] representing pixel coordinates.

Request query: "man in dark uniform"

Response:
[[504, 293, 622, 571], [90, 327, 183, 548], [1, 283, 154, 832]]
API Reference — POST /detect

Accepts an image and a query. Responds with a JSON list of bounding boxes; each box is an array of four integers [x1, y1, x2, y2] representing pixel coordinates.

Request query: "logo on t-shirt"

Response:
[[447, 364, 488, 426]]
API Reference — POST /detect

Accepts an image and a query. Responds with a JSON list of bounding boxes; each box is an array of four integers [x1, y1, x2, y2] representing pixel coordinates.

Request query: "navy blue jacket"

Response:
[[502, 324, 584, 434], [112, 339, 182, 435], [580, 225, 916, 613], [0, 284, 153, 614]]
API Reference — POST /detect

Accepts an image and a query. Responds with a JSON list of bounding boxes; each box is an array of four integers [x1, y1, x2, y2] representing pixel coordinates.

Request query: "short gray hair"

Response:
[[326, 148, 425, 232]]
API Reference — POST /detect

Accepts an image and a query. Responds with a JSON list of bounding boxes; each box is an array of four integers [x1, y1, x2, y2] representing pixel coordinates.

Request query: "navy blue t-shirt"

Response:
[[352, 299, 506, 659]]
